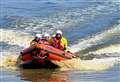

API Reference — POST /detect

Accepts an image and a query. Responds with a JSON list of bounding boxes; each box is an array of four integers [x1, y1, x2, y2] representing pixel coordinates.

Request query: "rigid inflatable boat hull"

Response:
[[17, 56, 59, 69], [17, 43, 77, 69]]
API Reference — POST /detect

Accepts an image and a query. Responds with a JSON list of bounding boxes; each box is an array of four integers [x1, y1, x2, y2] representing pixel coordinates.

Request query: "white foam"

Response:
[[0, 52, 18, 67], [0, 29, 33, 48], [52, 57, 119, 71], [69, 24, 120, 53], [89, 44, 120, 55]]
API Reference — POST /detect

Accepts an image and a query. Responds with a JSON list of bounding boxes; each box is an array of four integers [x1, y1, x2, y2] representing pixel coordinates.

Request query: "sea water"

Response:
[[0, 0, 120, 82]]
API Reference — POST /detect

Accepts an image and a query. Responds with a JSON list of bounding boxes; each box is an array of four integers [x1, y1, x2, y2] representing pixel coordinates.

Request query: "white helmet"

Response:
[[35, 34, 42, 39], [52, 34, 56, 37], [56, 30, 62, 35], [43, 33, 50, 37]]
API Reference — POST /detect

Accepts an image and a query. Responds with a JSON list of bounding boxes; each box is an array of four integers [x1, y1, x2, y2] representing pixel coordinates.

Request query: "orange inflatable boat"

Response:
[[17, 43, 77, 68]]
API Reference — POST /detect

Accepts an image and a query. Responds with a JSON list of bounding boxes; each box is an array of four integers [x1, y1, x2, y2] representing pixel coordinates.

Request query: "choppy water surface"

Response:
[[0, 0, 120, 82]]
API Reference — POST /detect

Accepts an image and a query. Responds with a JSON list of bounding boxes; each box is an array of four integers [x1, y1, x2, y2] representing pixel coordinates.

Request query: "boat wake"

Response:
[[52, 57, 119, 71], [69, 24, 120, 53], [0, 25, 120, 71]]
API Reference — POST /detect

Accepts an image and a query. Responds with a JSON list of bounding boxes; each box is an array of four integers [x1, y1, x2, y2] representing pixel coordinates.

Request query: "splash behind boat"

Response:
[[17, 43, 77, 69]]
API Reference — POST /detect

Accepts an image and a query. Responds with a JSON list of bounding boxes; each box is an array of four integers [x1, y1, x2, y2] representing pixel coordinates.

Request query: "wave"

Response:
[[0, 29, 33, 48], [52, 57, 119, 71], [0, 29, 33, 67], [0, 52, 18, 67], [69, 24, 120, 53], [1, 53, 119, 71], [89, 44, 120, 55]]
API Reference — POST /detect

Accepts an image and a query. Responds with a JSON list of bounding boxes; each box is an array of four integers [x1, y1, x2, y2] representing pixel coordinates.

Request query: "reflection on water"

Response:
[[1, 64, 119, 82], [18, 64, 120, 82], [19, 69, 70, 82]]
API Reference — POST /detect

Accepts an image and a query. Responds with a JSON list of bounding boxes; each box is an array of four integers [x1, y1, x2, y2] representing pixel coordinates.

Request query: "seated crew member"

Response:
[[41, 33, 50, 45], [50, 30, 68, 51], [30, 33, 43, 46]]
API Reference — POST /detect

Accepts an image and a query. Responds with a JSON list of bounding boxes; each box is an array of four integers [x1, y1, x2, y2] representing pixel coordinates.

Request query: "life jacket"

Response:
[[51, 37, 65, 50], [50, 36, 68, 49]]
